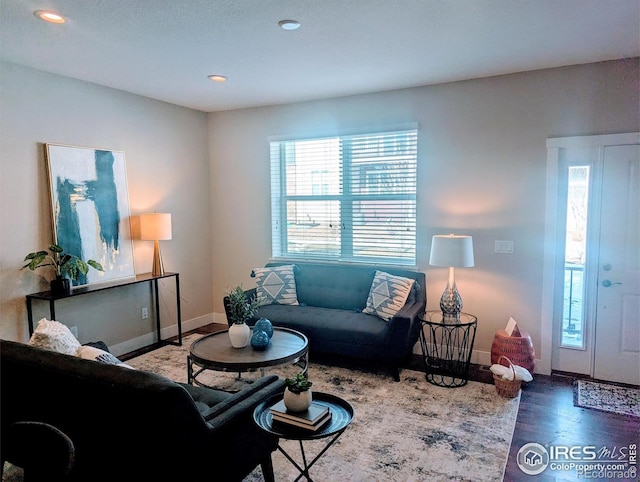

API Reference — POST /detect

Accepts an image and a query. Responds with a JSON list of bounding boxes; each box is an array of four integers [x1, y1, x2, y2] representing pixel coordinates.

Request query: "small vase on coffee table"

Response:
[[228, 321, 251, 348]]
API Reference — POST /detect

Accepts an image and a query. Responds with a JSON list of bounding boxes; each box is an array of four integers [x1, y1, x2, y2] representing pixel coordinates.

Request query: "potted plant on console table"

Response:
[[225, 284, 261, 348], [22, 244, 103, 296]]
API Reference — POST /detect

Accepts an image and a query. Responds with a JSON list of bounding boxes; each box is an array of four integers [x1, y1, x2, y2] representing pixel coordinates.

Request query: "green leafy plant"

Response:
[[22, 244, 103, 282], [226, 284, 261, 324], [285, 373, 312, 393]]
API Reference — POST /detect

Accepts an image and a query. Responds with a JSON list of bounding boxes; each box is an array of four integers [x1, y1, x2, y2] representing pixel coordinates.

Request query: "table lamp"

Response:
[[140, 213, 172, 276], [429, 234, 474, 322]]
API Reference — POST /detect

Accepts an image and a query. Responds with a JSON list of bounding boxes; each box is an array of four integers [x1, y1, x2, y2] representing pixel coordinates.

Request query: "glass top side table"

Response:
[[419, 311, 478, 388]]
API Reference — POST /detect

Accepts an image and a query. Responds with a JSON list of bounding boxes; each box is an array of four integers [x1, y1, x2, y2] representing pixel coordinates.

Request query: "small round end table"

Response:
[[254, 392, 354, 481], [419, 311, 477, 388]]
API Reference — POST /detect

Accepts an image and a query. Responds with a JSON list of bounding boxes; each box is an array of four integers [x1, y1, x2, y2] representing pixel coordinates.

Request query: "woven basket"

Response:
[[490, 330, 535, 372], [493, 356, 521, 398]]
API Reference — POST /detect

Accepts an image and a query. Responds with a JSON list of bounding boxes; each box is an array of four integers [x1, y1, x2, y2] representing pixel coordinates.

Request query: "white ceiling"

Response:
[[1, 0, 638, 113]]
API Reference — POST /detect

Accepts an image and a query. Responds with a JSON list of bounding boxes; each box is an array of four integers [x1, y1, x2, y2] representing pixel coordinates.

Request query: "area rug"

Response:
[[573, 379, 640, 418], [123, 334, 520, 481]]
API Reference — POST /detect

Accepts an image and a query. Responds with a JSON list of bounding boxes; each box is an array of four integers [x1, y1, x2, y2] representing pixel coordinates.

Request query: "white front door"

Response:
[[593, 145, 640, 385], [545, 133, 640, 381]]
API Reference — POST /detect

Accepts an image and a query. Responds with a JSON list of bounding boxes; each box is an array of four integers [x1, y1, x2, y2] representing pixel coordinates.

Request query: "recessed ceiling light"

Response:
[[34, 10, 66, 24], [278, 19, 300, 31], [208, 75, 227, 83]]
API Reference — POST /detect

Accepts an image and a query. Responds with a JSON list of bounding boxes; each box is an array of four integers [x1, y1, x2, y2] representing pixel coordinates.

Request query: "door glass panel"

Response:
[[561, 165, 589, 348]]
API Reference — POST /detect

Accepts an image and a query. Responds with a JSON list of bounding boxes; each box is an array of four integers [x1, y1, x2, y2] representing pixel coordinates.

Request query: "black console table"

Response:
[[26, 272, 182, 346]]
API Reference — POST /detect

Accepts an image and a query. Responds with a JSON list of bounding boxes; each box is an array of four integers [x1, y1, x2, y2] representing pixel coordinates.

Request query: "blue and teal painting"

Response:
[[47, 144, 135, 286]]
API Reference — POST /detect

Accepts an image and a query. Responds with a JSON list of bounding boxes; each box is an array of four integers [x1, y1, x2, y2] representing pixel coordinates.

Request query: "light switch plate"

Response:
[[495, 240, 514, 254]]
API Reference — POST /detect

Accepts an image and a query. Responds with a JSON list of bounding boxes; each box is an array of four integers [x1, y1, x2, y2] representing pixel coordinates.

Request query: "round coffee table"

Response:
[[187, 327, 309, 388]]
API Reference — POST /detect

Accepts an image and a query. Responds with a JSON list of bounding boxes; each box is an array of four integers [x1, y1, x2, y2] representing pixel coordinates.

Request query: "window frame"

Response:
[[269, 127, 418, 266]]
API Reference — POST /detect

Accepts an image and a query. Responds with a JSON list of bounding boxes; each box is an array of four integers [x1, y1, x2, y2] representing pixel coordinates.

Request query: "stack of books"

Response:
[[269, 399, 332, 431]]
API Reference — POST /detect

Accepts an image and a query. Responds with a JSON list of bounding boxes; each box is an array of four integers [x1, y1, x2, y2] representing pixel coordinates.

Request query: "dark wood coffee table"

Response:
[[187, 327, 309, 388]]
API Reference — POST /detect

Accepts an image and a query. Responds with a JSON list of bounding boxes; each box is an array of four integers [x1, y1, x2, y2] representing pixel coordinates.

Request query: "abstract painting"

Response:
[[45, 144, 135, 286]]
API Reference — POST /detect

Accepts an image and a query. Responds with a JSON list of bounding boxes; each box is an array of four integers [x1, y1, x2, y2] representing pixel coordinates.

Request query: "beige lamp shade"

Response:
[[140, 213, 172, 241], [140, 213, 172, 276], [429, 234, 474, 268]]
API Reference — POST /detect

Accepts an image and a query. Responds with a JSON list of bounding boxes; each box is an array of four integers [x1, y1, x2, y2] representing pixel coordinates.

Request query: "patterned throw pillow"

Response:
[[76, 345, 134, 369], [363, 270, 415, 321], [28, 318, 81, 355], [252, 264, 299, 306]]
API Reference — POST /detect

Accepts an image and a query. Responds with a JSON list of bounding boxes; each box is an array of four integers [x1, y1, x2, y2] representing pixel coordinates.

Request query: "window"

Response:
[[561, 165, 590, 348], [270, 129, 418, 265]]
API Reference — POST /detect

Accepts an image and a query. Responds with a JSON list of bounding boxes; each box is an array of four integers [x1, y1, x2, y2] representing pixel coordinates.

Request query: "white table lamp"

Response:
[[140, 213, 172, 276], [429, 234, 474, 321]]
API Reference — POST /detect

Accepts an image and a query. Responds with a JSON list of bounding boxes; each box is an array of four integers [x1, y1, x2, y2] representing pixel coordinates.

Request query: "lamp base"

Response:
[[151, 240, 165, 277], [439, 282, 462, 323]]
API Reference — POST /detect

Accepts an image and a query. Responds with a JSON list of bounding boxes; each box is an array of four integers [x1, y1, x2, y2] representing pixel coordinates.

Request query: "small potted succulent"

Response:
[[22, 244, 103, 295], [284, 372, 313, 412], [225, 285, 261, 348]]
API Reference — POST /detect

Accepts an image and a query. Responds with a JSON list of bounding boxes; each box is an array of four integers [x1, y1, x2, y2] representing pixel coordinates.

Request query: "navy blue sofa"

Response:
[[0, 339, 284, 482], [225, 262, 426, 380]]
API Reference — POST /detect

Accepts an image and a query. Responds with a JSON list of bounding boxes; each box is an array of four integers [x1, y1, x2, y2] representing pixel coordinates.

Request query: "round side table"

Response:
[[419, 311, 477, 388], [254, 392, 354, 480]]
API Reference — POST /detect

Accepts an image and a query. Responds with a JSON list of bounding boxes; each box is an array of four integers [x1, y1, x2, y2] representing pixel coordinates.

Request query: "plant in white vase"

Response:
[[225, 285, 261, 348], [283, 373, 313, 412]]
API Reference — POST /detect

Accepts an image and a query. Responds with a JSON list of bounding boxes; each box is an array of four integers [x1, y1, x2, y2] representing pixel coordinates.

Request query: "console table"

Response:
[[26, 272, 182, 346]]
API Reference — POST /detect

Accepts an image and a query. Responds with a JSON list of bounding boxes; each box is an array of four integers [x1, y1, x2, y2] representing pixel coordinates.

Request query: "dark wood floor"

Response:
[[125, 324, 639, 482]]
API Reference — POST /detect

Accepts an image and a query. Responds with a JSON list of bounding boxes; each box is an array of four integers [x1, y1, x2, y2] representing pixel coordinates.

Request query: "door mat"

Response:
[[573, 379, 640, 418]]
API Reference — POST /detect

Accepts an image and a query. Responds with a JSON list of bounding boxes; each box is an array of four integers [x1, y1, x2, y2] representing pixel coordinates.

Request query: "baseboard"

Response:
[[212, 311, 229, 325], [113, 312, 552, 376], [109, 313, 215, 357], [411, 343, 550, 375]]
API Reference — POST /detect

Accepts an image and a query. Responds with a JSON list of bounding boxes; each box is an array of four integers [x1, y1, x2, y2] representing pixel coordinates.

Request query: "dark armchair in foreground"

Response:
[[0, 339, 285, 482]]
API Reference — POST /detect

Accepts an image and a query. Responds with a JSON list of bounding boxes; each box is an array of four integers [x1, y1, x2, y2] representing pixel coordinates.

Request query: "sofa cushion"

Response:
[[257, 304, 387, 346], [363, 270, 415, 321], [271, 263, 372, 310], [252, 264, 299, 306], [28, 318, 81, 356]]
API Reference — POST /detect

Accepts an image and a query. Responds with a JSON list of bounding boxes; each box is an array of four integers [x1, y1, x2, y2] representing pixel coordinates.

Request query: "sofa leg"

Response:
[[391, 367, 401, 382], [260, 455, 275, 482]]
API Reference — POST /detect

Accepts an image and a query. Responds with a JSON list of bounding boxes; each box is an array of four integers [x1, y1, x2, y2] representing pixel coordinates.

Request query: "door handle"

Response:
[[601, 279, 622, 288]]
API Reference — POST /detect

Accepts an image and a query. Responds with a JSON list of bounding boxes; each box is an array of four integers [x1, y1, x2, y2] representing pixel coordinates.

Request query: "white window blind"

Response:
[[270, 129, 417, 265]]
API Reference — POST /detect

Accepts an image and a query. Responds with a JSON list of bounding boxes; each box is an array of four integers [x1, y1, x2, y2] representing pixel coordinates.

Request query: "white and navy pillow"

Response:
[[363, 270, 415, 321], [76, 345, 134, 369], [252, 264, 299, 306]]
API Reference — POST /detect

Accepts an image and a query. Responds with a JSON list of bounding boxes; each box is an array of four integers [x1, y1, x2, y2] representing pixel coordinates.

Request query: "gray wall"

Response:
[[2, 58, 638, 366], [208, 58, 640, 370], [0, 62, 213, 354]]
